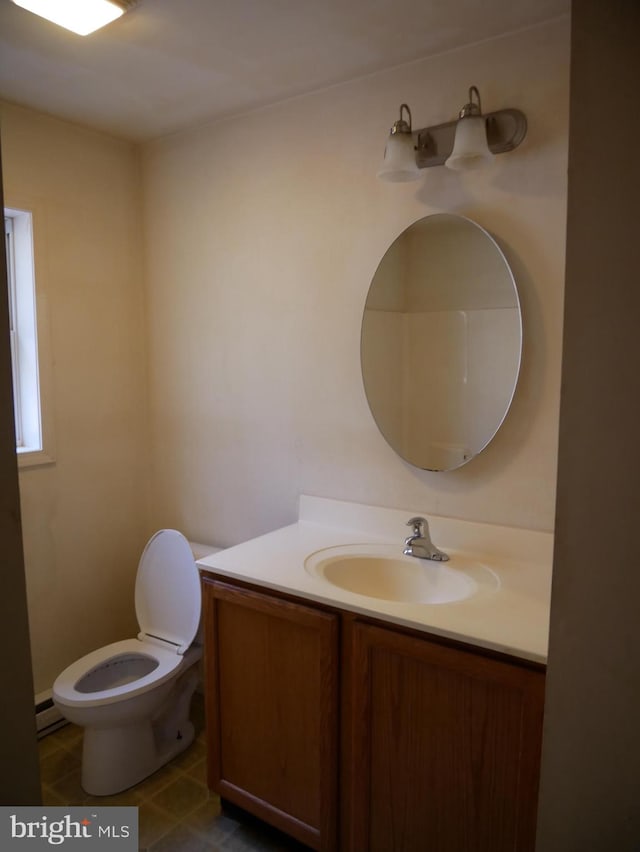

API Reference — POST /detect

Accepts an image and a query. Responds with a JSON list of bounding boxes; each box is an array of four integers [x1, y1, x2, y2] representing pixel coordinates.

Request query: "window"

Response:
[[4, 206, 54, 467]]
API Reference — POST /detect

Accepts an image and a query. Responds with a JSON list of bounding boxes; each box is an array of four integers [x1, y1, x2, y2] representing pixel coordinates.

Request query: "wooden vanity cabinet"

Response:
[[202, 575, 545, 852], [201, 578, 339, 851], [343, 620, 545, 852]]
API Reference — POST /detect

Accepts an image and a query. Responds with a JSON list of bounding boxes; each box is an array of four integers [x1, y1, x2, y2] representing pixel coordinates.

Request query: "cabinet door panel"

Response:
[[348, 621, 544, 852], [203, 579, 338, 851]]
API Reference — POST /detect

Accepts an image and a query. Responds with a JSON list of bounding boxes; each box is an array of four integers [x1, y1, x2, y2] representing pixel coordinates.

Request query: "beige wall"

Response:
[[0, 15, 570, 696], [141, 17, 570, 546], [0, 102, 149, 694], [537, 1, 640, 847]]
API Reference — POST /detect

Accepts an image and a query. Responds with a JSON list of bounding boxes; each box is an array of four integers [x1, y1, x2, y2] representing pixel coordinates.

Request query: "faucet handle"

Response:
[[406, 516, 426, 537]]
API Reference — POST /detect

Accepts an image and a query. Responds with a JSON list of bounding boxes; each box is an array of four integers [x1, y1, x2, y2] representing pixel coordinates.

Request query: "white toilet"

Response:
[[53, 529, 210, 796]]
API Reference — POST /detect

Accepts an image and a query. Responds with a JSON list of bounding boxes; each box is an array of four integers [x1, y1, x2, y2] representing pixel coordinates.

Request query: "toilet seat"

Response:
[[53, 638, 183, 709], [135, 529, 201, 653]]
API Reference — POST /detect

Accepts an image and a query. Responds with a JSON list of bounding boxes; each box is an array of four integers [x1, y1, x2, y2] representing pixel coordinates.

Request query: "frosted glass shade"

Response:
[[11, 0, 124, 35], [377, 133, 421, 183], [445, 115, 494, 171]]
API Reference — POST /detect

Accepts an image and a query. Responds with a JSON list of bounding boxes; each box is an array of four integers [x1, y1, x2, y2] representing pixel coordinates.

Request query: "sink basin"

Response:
[[304, 544, 498, 604]]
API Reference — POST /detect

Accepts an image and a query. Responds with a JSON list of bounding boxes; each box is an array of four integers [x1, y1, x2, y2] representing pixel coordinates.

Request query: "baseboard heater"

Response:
[[35, 690, 66, 739]]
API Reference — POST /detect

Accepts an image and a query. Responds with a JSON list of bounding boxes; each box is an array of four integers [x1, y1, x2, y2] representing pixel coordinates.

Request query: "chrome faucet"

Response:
[[403, 516, 449, 562]]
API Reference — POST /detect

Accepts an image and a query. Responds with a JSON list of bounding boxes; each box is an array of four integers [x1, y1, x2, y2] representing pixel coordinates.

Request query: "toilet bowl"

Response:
[[53, 529, 211, 796]]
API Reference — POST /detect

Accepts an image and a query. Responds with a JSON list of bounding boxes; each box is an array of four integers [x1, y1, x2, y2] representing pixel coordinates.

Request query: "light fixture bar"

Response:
[[415, 108, 527, 169], [11, 0, 134, 36]]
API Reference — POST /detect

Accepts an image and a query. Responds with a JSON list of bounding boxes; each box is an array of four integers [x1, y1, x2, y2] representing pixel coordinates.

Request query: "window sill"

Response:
[[17, 448, 56, 469]]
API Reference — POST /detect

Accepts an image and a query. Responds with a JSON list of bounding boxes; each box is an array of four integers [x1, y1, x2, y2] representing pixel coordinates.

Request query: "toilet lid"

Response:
[[135, 529, 201, 654]]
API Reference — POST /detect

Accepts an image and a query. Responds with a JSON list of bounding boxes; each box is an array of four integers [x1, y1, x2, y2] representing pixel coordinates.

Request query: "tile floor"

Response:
[[38, 694, 310, 851]]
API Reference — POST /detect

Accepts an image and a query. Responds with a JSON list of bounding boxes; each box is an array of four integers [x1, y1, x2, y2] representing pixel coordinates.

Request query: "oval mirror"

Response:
[[361, 214, 521, 471]]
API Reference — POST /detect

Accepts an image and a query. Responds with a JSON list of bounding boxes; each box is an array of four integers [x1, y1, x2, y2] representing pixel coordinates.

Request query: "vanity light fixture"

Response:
[[377, 86, 527, 182], [377, 104, 421, 183], [10, 0, 136, 36], [445, 86, 494, 171]]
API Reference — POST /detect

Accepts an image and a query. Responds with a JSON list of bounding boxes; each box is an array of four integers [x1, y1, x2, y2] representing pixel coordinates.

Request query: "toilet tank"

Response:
[[189, 541, 221, 561]]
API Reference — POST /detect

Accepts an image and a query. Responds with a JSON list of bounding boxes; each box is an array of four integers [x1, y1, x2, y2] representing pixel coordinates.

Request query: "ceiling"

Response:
[[0, 0, 569, 142]]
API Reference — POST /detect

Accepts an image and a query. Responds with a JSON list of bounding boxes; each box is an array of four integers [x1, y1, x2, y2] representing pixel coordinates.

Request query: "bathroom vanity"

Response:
[[198, 497, 551, 852]]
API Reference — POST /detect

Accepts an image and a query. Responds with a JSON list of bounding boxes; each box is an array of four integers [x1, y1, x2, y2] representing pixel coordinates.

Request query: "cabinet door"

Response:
[[202, 579, 339, 851], [347, 621, 545, 852]]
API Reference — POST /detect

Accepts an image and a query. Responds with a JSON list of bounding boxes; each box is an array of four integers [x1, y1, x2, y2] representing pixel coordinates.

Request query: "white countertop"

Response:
[[197, 495, 553, 664]]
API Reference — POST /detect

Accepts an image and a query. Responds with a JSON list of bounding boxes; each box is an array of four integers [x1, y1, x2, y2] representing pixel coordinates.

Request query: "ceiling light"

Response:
[[11, 0, 134, 36], [377, 86, 527, 183]]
